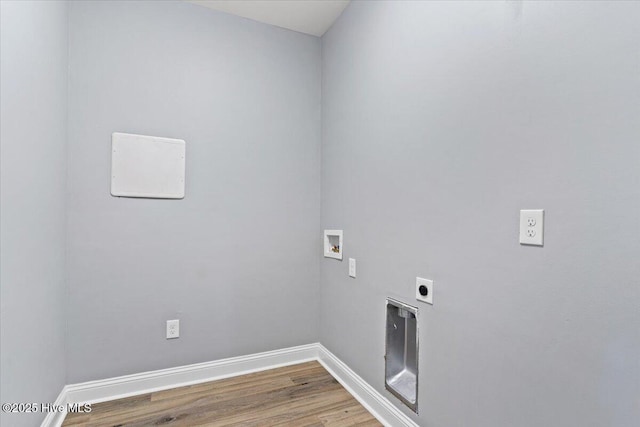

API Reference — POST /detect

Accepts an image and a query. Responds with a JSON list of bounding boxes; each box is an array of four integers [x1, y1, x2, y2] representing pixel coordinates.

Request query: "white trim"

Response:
[[66, 344, 317, 405], [41, 343, 418, 427], [317, 344, 418, 427], [39, 386, 68, 427]]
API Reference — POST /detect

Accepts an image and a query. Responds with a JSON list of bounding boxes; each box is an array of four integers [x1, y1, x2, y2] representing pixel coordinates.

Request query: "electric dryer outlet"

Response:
[[416, 277, 433, 305]]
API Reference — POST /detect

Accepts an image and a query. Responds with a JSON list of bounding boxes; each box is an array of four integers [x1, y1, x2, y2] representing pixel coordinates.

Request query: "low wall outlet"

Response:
[[416, 277, 433, 305], [166, 319, 179, 339]]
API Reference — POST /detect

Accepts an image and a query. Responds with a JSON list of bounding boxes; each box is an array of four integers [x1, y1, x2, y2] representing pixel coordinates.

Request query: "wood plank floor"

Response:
[[62, 361, 382, 427]]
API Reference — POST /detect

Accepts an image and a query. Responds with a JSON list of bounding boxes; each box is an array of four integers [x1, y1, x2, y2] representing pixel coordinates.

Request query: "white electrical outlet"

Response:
[[416, 277, 433, 305], [348, 258, 356, 278], [166, 319, 179, 339], [519, 209, 544, 246]]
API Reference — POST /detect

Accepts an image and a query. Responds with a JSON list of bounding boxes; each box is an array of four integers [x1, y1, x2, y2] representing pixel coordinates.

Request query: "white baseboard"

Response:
[[40, 386, 68, 427], [42, 343, 418, 427], [316, 344, 418, 427]]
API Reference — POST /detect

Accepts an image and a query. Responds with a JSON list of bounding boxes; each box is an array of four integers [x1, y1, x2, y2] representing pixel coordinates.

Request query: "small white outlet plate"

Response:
[[166, 319, 179, 339], [416, 277, 433, 305], [519, 209, 544, 246], [348, 258, 356, 278]]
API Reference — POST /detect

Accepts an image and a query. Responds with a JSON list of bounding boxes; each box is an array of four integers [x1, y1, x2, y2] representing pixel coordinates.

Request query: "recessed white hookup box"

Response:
[[323, 230, 343, 260], [111, 132, 185, 199]]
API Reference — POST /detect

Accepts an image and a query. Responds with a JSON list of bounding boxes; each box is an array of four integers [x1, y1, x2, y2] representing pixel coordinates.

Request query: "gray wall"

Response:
[[66, 0, 321, 383], [321, 1, 640, 426], [0, 1, 69, 426], [2, 2, 639, 427]]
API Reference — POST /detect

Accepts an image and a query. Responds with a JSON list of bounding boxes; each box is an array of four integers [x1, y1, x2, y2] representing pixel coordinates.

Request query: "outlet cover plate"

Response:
[[349, 258, 356, 278], [519, 209, 544, 246], [416, 277, 433, 305], [166, 319, 180, 339]]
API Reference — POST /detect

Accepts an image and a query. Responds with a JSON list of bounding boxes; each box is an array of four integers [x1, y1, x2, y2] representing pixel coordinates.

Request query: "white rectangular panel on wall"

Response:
[[111, 132, 185, 199]]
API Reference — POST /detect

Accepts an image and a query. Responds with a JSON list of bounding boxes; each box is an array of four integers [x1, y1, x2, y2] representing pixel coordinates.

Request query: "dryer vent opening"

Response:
[[385, 298, 418, 412]]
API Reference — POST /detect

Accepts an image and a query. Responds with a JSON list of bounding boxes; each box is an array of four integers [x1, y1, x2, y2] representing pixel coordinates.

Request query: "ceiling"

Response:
[[186, 0, 350, 37]]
